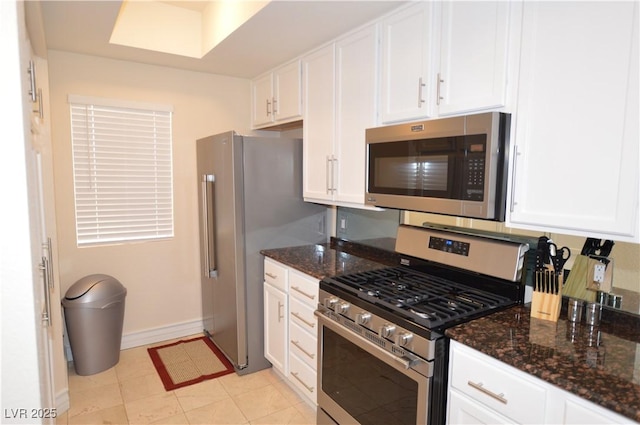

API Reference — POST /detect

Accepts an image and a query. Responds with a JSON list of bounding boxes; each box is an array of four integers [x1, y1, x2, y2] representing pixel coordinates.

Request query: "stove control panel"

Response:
[[428, 236, 470, 256], [317, 289, 436, 361]]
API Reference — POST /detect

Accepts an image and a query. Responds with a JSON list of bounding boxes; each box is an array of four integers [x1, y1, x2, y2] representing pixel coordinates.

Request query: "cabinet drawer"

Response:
[[450, 343, 547, 424], [264, 259, 288, 292], [289, 270, 319, 307], [289, 297, 317, 334], [290, 321, 317, 370], [289, 354, 317, 404]]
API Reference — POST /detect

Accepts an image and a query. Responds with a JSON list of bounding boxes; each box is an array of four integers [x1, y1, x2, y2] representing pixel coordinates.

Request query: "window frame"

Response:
[[68, 95, 174, 247]]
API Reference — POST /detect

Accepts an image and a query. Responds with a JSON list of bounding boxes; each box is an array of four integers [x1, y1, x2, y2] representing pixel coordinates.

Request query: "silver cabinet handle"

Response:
[[266, 99, 271, 116], [291, 286, 315, 300], [34, 88, 43, 119], [28, 60, 37, 102], [291, 372, 314, 392], [467, 381, 508, 404], [510, 147, 521, 213], [291, 340, 315, 359], [331, 156, 337, 193], [291, 312, 315, 328], [326, 156, 338, 194], [418, 77, 426, 108], [39, 256, 51, 327], [265, 272, 278, 279], [201, 174, 217, 278], [277, 301, 284, 322], [44, 237, 54, 290], [326, 156, 331, 194], [436, 73, 444, 106]]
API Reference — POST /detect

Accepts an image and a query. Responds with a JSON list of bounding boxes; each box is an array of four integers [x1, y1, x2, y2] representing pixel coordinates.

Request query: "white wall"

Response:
[[47, 50, 252, 345]]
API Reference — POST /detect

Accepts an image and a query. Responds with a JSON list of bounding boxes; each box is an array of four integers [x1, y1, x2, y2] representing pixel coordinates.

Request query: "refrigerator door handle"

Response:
[[201, 174, 218, 278]]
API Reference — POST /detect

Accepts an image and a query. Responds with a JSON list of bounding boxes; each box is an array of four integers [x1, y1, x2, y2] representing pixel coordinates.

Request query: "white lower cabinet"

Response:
[[447, 340, 634, 425], [263, 258, 319, 405], [448, 390, 513, 425], [263, 259, 288, 374]]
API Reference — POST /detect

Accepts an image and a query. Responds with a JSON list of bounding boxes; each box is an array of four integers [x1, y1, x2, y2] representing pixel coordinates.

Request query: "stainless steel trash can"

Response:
[[62, 274, 127, 376]]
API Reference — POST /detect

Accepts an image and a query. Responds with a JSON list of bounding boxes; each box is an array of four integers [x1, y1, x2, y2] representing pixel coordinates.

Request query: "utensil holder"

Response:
[[530, 268, 562, 322]]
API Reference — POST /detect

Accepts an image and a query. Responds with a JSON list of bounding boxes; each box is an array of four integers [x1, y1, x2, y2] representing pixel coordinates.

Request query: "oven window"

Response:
[[322, 327, 418, 425]]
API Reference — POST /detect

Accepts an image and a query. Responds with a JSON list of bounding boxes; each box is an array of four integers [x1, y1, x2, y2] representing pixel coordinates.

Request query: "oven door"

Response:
[[316, 311, 431, 425]]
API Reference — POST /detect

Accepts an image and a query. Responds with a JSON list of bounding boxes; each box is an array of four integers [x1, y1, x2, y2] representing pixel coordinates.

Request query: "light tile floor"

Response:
[[56, 335, 316, 425]]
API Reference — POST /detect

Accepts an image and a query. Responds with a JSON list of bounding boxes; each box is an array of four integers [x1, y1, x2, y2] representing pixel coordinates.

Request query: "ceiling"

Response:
[[38, 1, 405, 79]]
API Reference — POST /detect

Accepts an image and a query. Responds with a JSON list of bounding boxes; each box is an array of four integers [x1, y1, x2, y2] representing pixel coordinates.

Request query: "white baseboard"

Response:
[[56, 388, 69, 414], [120, 319, 204, 350]]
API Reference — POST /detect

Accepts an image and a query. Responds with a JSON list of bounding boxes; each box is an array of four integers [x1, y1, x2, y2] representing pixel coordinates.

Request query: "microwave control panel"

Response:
[[462, 135, 487, 201]]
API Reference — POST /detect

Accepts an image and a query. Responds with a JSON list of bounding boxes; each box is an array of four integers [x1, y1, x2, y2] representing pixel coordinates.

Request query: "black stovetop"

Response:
[[322, 264, 520, 331]]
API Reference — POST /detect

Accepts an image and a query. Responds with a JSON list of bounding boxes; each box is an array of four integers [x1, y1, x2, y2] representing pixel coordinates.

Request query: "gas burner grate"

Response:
[[328, 266, 513, 328]]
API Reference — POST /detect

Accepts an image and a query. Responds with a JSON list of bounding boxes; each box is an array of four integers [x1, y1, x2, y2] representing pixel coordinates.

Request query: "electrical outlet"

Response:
[[593, 263, 606, 283], [339, 217, 347, 231]]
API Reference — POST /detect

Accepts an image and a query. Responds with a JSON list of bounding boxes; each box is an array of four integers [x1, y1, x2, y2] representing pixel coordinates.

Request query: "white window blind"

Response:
[[69, 95, 174, 246]]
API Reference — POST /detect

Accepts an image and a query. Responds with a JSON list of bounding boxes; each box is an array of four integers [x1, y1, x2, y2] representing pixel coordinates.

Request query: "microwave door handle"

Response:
[[201, 174, 218, 278]]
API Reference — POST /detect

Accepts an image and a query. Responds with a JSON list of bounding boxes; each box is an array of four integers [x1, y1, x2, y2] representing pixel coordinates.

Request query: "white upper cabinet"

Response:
[[251, 60, 302, 129], [437, 1, 511, 116], [380, 1, 513, 124], [303, 24, 379, 208], [380, 2, 435, 123], [334, 24, 379, 206], [507, 1, 639, 243], [302, 43, 335, 203]]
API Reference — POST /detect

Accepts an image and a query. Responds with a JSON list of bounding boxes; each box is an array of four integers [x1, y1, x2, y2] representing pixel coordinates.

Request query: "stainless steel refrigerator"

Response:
[[196, 131, 327, 375]]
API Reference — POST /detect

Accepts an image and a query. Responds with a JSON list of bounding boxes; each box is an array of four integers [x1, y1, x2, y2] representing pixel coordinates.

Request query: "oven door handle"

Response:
[[315, 310, 431, 376]]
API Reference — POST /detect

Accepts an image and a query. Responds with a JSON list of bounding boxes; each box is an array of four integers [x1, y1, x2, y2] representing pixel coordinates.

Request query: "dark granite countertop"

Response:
[[262, 239, 640, 422], [446, 304, 640, 422], [260, 238, 399, 280]]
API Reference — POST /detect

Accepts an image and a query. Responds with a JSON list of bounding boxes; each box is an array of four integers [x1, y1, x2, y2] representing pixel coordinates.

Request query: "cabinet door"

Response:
[[508, 1, 639, 242], [303, 44, 336, 202], [263, 283, 287, 374], [335, 24, 379, 205], [380, 2, 435, 124], [437, 1, 510, 115], [561, 395, 631, 424], [447, 390, 515, 425], [251, 73, 273, 128], [273, 60, 302, 123]]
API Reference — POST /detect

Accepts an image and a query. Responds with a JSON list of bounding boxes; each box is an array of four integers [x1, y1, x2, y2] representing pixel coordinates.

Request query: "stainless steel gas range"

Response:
[[315, 224, 529, 425]]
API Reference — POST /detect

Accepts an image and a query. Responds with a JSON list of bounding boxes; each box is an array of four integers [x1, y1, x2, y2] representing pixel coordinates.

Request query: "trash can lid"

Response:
[[64, 274, 126, 303]]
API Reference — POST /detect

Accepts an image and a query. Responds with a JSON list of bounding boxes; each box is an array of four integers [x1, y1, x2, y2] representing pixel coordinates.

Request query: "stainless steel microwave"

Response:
[[365, 112, 511, 221]]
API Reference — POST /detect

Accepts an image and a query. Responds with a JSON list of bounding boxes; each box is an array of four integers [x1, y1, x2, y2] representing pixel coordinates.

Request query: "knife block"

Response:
[[530, 273, 562, 322]]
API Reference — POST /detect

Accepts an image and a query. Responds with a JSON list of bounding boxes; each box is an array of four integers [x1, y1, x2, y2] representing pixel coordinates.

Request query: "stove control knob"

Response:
[[356, 312, 372, 325], [324, 297, 339, 309], [380, 324, 396, 338], [396, 332, 413, 347], [333, 301, 351, 314], [334, 302, 350, 315]]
